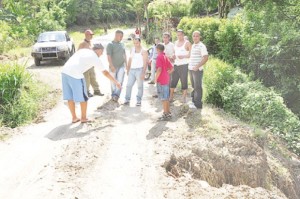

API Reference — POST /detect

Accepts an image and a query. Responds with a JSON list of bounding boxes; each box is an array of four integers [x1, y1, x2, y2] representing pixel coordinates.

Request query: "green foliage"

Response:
[[0, 21, 14, 53], [189, 0, 218, 16], [222, 81, 300, 155], [202, 57, 300, 155], [214, 17, 244, 65], [177, 17, 222, 55], [203, 58, 248, 107], [0, 63, 47, 127]]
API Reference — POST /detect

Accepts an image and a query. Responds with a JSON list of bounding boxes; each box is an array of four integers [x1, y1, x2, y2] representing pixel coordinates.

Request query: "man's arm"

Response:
[[155, 67, 162, 83], [102, 70, 121, 89], [141, 49, 148, 79], [193, 55, 209, 71], [107, 44, 116, 72]]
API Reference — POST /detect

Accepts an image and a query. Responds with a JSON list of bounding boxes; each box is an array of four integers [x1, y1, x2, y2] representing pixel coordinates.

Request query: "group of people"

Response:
[[61, 28, 208, 123]]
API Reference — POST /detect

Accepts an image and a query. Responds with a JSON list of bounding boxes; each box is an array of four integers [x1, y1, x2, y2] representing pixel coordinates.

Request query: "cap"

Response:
[[177, 29, 184, 33], [92, 43, 104, 50], [85, 29, 94, 35]]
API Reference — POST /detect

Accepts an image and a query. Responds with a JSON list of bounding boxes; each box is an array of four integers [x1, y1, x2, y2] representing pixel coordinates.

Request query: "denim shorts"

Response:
[[157, 83, 170, 101], [62, 73, 88, 102]]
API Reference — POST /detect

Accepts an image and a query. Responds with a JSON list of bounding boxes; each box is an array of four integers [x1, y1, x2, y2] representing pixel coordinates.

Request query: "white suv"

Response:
[[31, 31, 75, 66]]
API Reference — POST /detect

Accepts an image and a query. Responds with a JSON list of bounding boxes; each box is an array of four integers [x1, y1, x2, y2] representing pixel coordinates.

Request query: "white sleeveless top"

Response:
[[174, 40, 189, 65], [130, 47, 144, 69]]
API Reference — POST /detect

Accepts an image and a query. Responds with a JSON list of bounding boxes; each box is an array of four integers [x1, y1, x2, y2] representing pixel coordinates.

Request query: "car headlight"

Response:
[[32, 46, 41, 52], [57, 45, 68, 51]]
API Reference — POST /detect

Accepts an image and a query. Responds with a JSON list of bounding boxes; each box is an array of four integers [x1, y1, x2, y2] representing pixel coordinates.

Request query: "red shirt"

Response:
[[156, 52, 173, 85]]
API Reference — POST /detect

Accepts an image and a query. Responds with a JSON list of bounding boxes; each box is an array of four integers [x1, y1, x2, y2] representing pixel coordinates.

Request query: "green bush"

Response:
[[0, 63, 47, 127], [177, 17, 222, 55], [222, 81, 300, 155], [203, 58, 248, 107]]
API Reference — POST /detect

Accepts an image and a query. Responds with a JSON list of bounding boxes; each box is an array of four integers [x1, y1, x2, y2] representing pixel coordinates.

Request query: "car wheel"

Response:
[[34, 58, 41, 66]]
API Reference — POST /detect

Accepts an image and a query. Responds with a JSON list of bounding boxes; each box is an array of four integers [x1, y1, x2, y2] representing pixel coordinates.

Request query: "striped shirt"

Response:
[[188, 42, 208, 71]]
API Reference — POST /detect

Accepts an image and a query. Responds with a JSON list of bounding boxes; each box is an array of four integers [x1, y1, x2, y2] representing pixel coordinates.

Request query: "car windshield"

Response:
[[37, 32, 66, 42]]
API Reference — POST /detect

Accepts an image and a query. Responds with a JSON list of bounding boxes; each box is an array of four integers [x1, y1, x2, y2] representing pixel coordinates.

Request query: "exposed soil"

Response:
[[0, 29, 299, 199]]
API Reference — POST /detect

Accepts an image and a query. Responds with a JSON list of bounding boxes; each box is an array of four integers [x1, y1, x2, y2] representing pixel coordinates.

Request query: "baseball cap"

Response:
[[85, 29, 94, 35], [92, 43, 104, 50]]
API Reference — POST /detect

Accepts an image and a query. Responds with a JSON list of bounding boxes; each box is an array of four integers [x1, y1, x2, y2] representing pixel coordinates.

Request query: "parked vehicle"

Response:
[[31, 31, 75, 66]]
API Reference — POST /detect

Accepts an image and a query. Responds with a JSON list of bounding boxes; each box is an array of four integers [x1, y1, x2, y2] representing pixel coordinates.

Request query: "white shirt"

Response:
[[188, 42, 208, 71], [62, 49, 105, 79], [130, 48, 144, 69], [163, 42, 175, 62], [174, 40, 189, 65]]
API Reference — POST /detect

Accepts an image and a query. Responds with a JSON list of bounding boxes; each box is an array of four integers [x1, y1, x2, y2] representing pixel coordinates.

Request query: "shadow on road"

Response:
[[46, 123, 111, 141], [146, 121, 168, 140]]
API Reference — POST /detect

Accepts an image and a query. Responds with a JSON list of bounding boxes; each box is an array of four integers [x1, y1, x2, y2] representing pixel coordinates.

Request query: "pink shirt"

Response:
[[156, 52, 173, 85]]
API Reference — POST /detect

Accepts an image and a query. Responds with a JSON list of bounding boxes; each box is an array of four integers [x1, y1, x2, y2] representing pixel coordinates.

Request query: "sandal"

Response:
[[72, 118, 80, 123]]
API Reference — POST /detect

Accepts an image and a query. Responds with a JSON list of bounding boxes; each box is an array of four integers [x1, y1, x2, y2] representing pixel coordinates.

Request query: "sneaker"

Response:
[[166, 113, 172, 119], [88, 92, 93, 97], [148, 81, 155, 84], [112, 96, 119, 102], [123, 100, 130, 105], [136, 101, 141, 106], [94, 91, 104, 96], [158, 113, 171, 121], [188, 103, 197, 109]]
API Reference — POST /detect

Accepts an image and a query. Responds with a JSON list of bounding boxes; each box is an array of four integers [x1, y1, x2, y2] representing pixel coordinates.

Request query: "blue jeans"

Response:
[[110, 66, 125, 98], [189, 70, 203, 108], [125, 68, 144, 102]]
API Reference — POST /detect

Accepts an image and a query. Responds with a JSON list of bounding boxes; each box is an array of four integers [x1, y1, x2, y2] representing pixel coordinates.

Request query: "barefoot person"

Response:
[[62, 43, 121, 123], [155, 44, 174, 120], [78, 29, 104, 97]]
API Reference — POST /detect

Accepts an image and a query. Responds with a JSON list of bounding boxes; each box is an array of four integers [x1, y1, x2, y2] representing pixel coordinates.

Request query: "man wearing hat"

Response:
[[78, 29, 104, 97], [61, 43, 121, 123]]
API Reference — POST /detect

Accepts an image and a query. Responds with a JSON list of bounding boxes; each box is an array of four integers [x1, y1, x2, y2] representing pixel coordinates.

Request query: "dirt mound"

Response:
[[162, 105, 300, 199]]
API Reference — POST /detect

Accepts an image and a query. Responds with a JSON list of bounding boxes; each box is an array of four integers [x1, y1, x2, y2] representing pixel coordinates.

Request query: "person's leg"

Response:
[[114, 66, 125, 98], [149, 60, 156, 82], [179, 64, 188, 102], [136, 68, 144, 103], [193, 70, 203, 109], [110, 70, 116, 97], [89, 67, 102, 95], [189, 70, 195, 103], [80, 101, 88, 122], [67, 100, 79, 122], [170, 65, 180, 101], [83, 70, 91, 95], [125, 69, 136, 102]]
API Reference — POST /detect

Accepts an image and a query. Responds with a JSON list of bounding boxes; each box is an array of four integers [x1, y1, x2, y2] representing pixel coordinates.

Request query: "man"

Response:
[[61, 43, 121, 123], [162, 32, 175, 65], [78, 29, 104, 97], [169, 29, 191, 103], [107, 30, 127, 102], [148, 37, 160, 84], [124, 38, 148, 106], [188, 31, 209, 109]]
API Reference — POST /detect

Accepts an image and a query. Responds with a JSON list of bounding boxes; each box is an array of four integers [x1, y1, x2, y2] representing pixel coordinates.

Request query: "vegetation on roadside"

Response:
[[0, 63, 49, 128], [204, 58, 300, 156]]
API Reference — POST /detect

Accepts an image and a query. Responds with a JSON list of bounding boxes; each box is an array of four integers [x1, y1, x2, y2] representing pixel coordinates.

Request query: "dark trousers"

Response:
[[189, 70, 203, 108]]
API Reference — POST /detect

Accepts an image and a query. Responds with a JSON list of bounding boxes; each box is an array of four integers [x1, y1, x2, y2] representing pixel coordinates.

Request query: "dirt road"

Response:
[[0, 30, 298, 199]]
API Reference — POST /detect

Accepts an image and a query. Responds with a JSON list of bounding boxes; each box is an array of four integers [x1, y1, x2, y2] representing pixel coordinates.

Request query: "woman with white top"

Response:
[[169, 29, 191, 103], [124, 38, 148, 106]]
